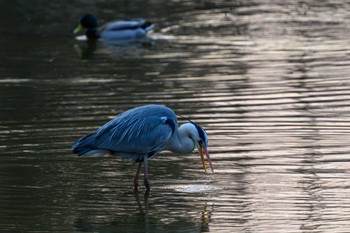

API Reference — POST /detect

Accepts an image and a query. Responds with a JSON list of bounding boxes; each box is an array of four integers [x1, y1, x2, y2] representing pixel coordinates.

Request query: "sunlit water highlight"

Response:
[[1, 0, 350, 232]]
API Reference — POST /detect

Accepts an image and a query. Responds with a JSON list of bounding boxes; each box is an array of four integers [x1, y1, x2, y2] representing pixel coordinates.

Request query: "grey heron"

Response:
[[72, 104, 213, 190]]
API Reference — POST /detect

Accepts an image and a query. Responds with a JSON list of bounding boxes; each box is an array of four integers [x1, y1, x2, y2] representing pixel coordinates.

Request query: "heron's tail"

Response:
[[72, 133, 97, 156], [72, 133, 111, 156]]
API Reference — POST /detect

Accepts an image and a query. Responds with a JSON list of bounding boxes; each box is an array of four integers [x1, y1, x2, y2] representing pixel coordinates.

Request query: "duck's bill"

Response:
[[73, 24, 84, 34], [200, 145, 214, 172]]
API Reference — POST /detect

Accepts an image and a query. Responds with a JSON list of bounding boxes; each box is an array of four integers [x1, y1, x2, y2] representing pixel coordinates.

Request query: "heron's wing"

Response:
[[102, 19, 147, 31], [93, 108, 176, 154]]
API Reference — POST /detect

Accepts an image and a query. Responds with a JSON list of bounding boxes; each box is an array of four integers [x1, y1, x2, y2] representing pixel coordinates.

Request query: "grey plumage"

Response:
[[72, 104, 212, 190], [72, 105, 177, 161]]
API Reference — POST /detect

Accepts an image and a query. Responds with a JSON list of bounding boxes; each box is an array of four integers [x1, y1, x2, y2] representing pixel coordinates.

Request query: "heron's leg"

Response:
[[143, 155, 150, 190], [134, 161, 142, 190]]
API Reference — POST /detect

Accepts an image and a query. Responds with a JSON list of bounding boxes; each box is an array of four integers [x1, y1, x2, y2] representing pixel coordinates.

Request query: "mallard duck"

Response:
[[74, 14, 154, 40]]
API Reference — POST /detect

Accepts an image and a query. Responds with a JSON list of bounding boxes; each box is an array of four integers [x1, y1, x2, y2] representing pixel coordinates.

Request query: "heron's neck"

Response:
[[165, 123, 195, 154]]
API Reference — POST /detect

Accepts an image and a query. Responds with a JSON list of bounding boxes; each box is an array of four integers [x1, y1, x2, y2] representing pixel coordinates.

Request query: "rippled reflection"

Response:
[[1, 0, 350, 232]]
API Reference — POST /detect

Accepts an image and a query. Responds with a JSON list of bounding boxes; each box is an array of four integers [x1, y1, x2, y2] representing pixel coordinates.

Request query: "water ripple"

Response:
[[1, 0, 350, 232]]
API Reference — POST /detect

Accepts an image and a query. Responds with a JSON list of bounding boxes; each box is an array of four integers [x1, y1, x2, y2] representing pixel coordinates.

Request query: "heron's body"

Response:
[[72, 105, 212, 190], [74, 14, 154, 41], [73, 105, 177, 160]]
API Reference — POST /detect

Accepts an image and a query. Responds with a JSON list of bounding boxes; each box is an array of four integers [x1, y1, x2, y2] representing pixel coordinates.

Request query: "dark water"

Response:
[[1, 0, 350, 232]]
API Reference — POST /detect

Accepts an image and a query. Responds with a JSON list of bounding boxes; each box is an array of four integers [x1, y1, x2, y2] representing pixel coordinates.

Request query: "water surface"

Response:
[[1, 0, 350, 232]]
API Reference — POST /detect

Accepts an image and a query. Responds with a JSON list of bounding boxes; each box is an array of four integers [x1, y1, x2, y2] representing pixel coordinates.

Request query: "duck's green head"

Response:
[[74, 14, 98, 34]]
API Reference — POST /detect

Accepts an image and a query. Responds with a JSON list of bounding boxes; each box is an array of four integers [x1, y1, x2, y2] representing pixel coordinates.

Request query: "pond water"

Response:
[[1, 0, 350, 232]]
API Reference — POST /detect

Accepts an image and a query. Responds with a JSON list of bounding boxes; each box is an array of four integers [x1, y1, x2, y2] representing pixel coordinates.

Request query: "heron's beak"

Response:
[[73, 24, 84, 34], [199, 145, 213, 172]]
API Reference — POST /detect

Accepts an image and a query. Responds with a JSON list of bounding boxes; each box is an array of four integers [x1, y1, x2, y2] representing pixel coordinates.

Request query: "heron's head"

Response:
[[185, 121, 213, 172], [74, 14, 98, 34]]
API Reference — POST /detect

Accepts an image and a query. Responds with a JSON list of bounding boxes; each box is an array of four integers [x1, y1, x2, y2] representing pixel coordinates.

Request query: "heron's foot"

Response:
[[144, 189, 150, 201], [133, 178, 139, 191], [144, 178, 150, 191]]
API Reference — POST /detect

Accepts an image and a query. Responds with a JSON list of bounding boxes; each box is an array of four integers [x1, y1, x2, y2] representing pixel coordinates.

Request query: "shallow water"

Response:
[[1, 0, 350, 232]]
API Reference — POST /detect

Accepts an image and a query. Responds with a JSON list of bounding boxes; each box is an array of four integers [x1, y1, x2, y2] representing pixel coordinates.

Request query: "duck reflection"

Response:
[[73, 40, 98, 59], [73, 35, 155, 60]]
